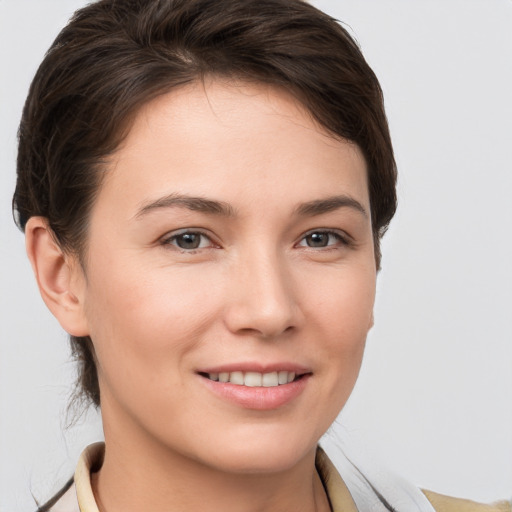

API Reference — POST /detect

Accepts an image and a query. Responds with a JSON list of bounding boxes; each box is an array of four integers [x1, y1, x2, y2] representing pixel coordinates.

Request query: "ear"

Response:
[[25, 217, 89, 337]]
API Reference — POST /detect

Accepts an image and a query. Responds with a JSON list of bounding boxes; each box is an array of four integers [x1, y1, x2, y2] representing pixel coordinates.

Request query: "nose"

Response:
[[223, 249, 301, 339]]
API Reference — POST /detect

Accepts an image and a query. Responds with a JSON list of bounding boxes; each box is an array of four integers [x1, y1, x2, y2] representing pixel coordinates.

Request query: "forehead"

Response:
[[97, 80, 369, 217]]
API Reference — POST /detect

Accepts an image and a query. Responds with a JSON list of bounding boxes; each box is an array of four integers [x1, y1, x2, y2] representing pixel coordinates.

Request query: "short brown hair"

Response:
[[13, 0, 397, 409]]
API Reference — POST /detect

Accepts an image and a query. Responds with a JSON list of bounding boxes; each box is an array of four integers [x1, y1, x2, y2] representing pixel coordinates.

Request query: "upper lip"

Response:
[[197, 362, 311, 375]]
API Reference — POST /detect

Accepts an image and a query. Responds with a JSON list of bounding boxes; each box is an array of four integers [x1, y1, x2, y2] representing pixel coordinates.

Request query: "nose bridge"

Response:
[[225, 244, 298, 338]]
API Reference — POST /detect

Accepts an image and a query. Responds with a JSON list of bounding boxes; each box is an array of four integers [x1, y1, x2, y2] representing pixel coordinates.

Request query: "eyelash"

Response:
[[296, 230, 352, 250], [160, 229, 351, 252], [161, 230, 216, 252]]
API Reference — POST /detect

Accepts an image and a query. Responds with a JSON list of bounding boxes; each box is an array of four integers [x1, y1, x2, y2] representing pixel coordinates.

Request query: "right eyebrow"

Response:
[[134, 193, 236, 219]]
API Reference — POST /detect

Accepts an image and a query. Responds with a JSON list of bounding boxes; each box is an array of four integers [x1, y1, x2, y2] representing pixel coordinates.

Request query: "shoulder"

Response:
[[318, 444, 511, 512], [423, 490, 512, 512]]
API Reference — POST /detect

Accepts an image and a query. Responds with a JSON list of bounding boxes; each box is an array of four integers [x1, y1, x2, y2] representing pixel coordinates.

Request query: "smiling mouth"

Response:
[[199, 371, 305, 387]]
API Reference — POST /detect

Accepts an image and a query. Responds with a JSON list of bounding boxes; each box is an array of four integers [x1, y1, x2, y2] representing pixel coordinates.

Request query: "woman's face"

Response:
[[77, 81, 376, 473]]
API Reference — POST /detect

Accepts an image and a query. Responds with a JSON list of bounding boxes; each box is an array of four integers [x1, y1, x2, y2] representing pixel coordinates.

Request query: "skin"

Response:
[[26, 80, 376, 512]]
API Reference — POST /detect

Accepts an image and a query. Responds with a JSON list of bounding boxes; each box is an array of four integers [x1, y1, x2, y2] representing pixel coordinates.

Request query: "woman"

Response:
[[8, 0, 511, 511]]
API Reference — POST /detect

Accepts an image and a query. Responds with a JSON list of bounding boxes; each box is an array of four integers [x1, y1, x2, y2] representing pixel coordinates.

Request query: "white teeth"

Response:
[[278, 371, 288, 385], [230, 371, 244, 385], [207, 370, 299, 387], [262, 372, 278, 387], [244, 372, 262, 387]]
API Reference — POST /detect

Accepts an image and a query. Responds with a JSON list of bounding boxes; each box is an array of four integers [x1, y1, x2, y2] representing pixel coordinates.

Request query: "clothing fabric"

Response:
[[49, 442, 511, 512]]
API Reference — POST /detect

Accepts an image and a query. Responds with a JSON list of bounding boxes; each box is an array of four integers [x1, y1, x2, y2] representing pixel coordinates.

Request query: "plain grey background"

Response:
[[1, 1, 511, 511]]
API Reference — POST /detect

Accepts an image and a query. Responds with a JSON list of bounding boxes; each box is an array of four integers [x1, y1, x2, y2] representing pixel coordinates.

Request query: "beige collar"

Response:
[[316, 446, 358, 512], [74, 442, 103, 512], [72, 442, 357, 512]]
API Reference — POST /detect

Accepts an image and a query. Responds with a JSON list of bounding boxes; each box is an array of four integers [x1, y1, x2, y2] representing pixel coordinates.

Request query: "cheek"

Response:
[[82, 257, 224, 386], [301, 261, 375, 382], [305, 261, 375, 334]]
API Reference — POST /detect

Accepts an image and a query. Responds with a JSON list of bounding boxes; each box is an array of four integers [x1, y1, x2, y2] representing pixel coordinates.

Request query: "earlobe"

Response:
[[25, 217, 89, 337]]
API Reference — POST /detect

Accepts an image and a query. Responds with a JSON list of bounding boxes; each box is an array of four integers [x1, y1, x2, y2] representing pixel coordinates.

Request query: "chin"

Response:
[[194, 426, 320, 475]]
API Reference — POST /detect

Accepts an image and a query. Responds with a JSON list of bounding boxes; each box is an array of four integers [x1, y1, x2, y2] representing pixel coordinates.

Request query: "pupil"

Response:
[[177, 233, 200, 249], [308, 232, 328, 247]]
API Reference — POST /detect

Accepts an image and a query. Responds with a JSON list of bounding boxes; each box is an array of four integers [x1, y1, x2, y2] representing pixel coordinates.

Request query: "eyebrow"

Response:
[[135, 193, 367, 220], [295, 195, 368, 218], [135, 193, 236, 219]]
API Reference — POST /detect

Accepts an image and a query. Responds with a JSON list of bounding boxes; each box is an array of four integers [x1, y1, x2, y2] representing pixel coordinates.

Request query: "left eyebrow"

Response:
[[295, 195, 368, 218]]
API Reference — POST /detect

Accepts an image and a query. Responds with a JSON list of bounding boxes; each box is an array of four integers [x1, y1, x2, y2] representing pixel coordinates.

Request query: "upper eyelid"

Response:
[[162, 228, 212, 239], [297, 228, 352, 242], [160, 229, 217, 247]]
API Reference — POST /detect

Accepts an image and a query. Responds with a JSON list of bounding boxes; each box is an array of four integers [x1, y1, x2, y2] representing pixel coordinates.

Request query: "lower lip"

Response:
[[199, 374, 310, 410]]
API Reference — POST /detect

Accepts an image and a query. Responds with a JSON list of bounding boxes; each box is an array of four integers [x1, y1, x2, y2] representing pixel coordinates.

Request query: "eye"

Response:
[[162, 230, 214, 251], [297, 230, 348, 248]]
